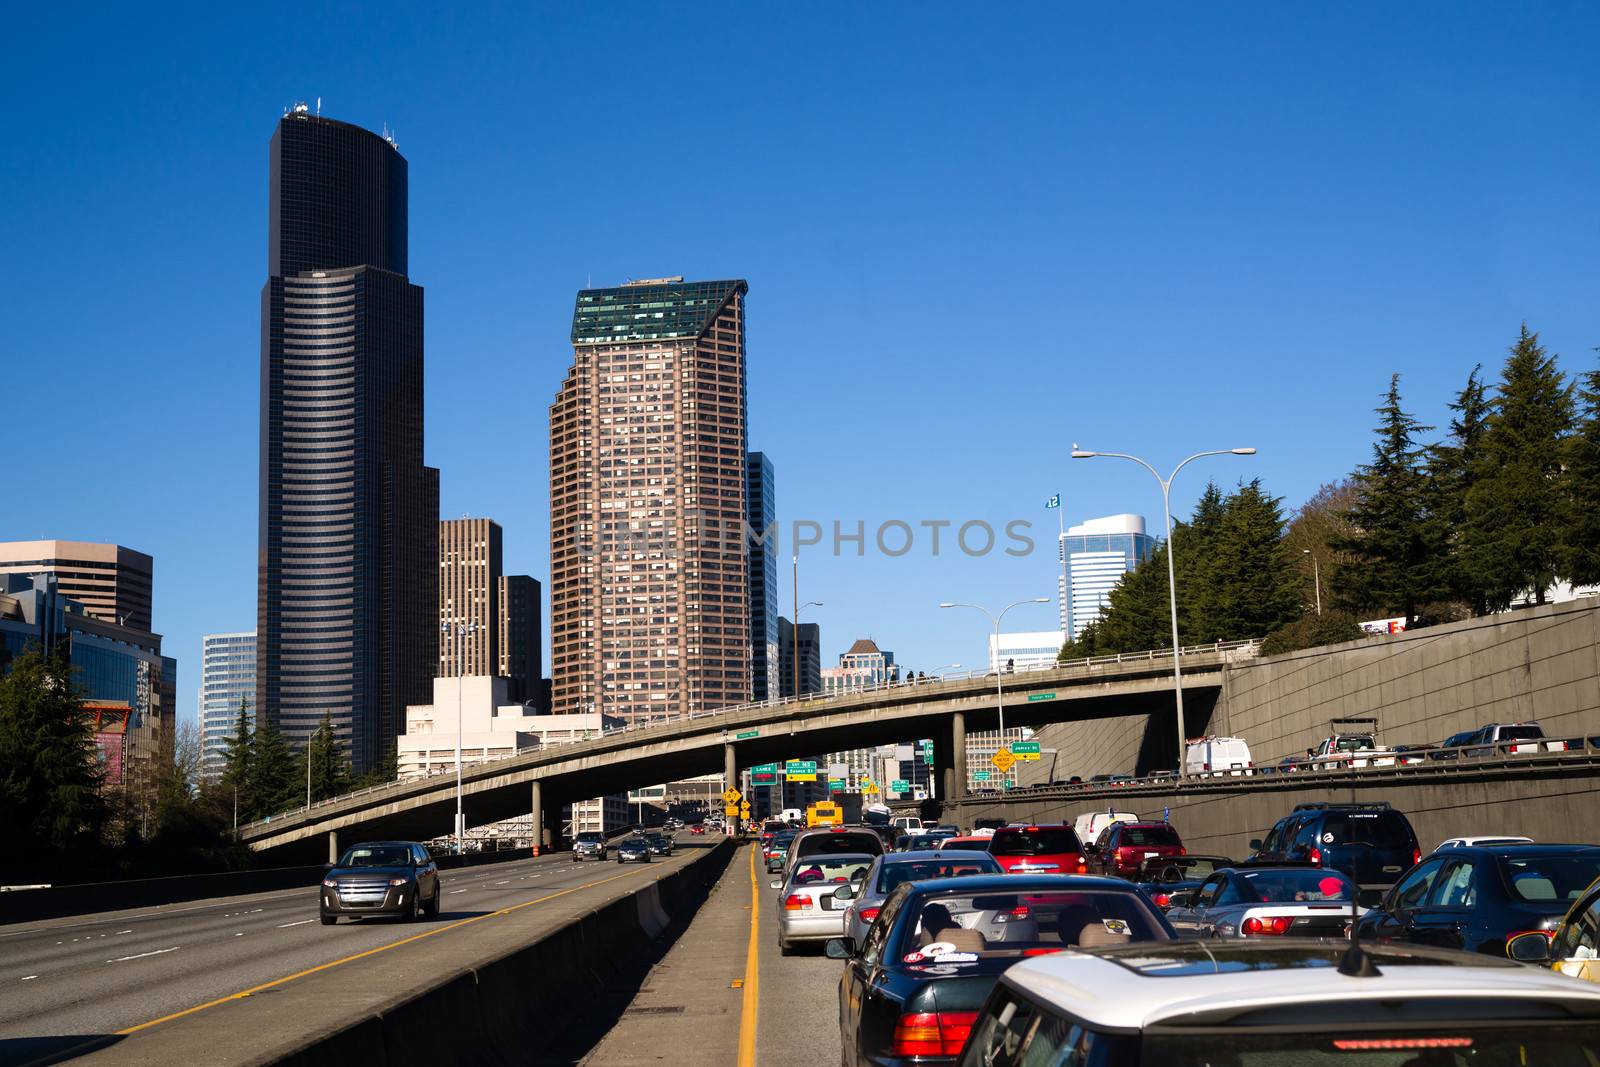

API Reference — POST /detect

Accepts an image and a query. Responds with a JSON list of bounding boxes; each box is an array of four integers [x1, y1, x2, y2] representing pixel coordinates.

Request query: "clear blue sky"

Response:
[[4, 5, 1598, 726]]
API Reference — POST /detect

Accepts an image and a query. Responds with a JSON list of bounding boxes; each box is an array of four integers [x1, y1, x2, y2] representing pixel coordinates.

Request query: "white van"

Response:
[[891, 816, 923, 832], [1074, 810, 1138, 844], [1185, 736, 1254, 778]]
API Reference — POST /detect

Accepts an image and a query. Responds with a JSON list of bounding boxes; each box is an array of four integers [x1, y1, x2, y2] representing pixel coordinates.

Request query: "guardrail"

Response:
[[238, 639, 1260, 835]]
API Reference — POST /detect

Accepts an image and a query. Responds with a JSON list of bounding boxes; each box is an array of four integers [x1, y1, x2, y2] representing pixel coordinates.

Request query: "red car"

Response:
[[986, 824, 1089, 875], [690, 824, 705, 835], [1088, 820, 1185, 879]]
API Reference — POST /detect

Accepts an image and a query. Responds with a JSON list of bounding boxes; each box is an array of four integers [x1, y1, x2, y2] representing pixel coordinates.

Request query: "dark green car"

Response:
[[765, 831, 798, 873]]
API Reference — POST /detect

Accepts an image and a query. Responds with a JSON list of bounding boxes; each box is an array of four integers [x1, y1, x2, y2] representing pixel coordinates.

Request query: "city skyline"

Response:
[[6, 9, 1600, 729]]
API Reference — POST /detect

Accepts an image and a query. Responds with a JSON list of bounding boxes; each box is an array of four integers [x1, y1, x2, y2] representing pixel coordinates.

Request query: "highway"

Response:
[[0, 843, 696, 1066]]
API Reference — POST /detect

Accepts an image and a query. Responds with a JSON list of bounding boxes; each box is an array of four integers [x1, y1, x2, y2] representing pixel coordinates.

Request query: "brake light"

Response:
[[1075, 863, 1088, 874], [1242, 916, 1291, 935], [1333, 1038, 1472, 1051], [1025, 826, 1040, 832], [1154, 892, 1171, 908], [859, 907, 880, 922], [1011, 905, 1030, 918], [830, 827, 847, 833], [1202, 762, 1210, 771], [783, 894, 812, 911], [1309, 847, 1322, 866], [1179, 847, 1186, 856], [1413, 848, 1422, 866], [891, 1011, 978, 1057]]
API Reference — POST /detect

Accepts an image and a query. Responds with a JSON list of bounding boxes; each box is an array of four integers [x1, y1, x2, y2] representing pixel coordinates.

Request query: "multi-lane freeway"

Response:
[[0, 844, 697, 1066]]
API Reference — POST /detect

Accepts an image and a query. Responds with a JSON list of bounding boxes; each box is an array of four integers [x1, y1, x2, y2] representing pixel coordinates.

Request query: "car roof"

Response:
[[346, 840, 419, 848], [1001, 941, 1600, 1030], [884, 850, 997, 863], [1429, 843, 1600, 858], [906, 873, 1137, 896]]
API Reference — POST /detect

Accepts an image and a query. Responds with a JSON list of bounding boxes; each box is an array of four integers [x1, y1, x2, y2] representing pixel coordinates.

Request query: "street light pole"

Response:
[[1304, 549, 1323, 616], [1071, 446, 1256, 777], [939, 597, 1050, 785]]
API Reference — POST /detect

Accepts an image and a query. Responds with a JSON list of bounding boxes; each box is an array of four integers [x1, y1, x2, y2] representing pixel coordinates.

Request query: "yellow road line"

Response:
[[738, 844, 760, 1067], [116, 861, 663, 1036]]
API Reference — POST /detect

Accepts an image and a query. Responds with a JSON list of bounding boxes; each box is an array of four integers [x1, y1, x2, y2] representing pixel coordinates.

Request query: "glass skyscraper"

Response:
[[1060, 514, 1157, 639], [200, 631, 255, 781], [747, 452, 778, 703], [258, 106, 439, 774]]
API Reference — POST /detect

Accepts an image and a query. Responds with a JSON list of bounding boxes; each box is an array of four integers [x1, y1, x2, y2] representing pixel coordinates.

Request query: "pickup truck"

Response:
[[1304, 732, 1403, 769]]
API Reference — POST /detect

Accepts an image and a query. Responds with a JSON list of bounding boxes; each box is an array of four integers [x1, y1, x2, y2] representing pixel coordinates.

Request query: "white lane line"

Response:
[[449, 889, 468, 895], [235, 932, 244, 937], [494, 880, 510, 885], [116, 930, 132, 935], [21, 975, 38, 981], [108, 946, 178, 963], [276, 919, 314, 929]]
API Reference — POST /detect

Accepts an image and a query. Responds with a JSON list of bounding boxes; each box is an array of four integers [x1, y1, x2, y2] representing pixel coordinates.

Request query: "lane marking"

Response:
[[116, 930, 132, 935], [109, 947, 178, 963], [21, 975, 38, 980], [116, 857, 677, 1036], [738, 844, 759, 1067], [276, 920, 313, 929]]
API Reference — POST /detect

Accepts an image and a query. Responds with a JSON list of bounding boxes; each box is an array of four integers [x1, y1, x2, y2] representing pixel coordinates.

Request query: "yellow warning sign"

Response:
[[722, 788, 741, 803], [991, 748, 1017, 772], [723, 804, 738, 816]]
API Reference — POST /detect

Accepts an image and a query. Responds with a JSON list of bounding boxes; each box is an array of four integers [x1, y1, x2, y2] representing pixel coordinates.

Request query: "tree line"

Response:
[[1062, 324, 1599, 660]]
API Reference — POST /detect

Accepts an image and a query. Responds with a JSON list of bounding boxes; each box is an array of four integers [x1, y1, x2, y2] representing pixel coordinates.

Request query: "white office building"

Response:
[[1060, 514, 1157, 639], [199, 631, 255, 781], [989, 630, 1068, 672]]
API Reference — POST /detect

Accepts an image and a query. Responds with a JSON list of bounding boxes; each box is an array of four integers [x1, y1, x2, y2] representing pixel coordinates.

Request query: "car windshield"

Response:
[[1321, 813, 1413, 848], [1501, 855, 1600, 903], [577, 833, 603, 843], [876, 857, 1002, 894], [896, 890, 1166, 960], [338, 846, 411, 868], [790, 857, 873, 886], [990, 828, 1081, 856], [1237, 869, 1354, 902], [1137, 1030, 1600, 1065], [1119, 826, 1180, 847]]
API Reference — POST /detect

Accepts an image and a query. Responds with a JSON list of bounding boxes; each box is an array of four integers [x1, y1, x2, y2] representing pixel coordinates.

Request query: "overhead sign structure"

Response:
[[722, 788, 742, 803], [1012, 741, 1042, 761], [991, 748, 1017, 772], [785, 760, 818, 782]]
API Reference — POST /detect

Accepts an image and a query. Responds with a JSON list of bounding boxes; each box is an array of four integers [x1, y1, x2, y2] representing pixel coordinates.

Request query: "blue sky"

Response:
[[4, 4, 1598, 725]]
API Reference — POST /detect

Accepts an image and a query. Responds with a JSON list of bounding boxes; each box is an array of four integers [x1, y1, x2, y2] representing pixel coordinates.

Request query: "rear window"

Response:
[[796, 832, 882, 859], [1502, 855, 1600, 903], [990, 828, 1082, 856], [1321, 812, 1414, 848], [1237, 870, 1354, 903], [895, 889, 1168, 961], [1497, 725, 1545, 741], [790, 856, 874, 885], [1333, 735, 1374, 752], [877, 857, 1003, 893], [1120, 826, 1181, 847]]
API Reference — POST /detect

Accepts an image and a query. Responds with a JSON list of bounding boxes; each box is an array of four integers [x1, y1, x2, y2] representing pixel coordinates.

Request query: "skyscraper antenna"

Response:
[[316, 96, 321, 116]]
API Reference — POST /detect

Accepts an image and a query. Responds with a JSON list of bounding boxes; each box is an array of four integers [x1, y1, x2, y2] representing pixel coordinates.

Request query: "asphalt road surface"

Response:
[[0, 842, 690, 1064]]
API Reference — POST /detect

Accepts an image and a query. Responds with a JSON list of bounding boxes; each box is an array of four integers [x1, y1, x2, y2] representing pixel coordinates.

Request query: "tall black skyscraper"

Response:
[[258, 106, 439, 774], [746, 453, 778, 702]]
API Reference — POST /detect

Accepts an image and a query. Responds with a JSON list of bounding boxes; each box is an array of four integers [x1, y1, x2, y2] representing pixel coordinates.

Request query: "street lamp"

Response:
[[441, 620, 478, 850], [939, 598, 1051, 775], [1303, 549, 1323, 616], [793, 592, 823, 700], [1071, 445, 1256, 776]]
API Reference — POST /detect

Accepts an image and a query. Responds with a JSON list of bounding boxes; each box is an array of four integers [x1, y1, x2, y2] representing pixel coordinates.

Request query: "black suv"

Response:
[[1249, 802, 1420, 900]]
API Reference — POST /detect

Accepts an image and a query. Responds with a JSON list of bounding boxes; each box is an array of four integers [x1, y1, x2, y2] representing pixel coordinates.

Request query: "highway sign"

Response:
[[1012, 741, 1042, 761], [991, 748, 1017, 772], [785, 760, 818, 782], [723, 805, 737, 816], [890, 779, 911, 793], [722, 788, 741, 803], [828, 779, 846, 792], [1027, 692, 1056, 703], [974, 770, 991, 781], [736, 729, 760, 740], [863, 782, 879, 794], [739, 803, 751, 815], [751, 763, 779, 775]]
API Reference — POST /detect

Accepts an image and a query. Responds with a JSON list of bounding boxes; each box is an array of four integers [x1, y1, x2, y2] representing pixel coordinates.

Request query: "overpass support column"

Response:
[[943, 711, 967, 805], [327, 830, 339, 865], [530, 779, 543, 856], [724, 743, 738, 836]]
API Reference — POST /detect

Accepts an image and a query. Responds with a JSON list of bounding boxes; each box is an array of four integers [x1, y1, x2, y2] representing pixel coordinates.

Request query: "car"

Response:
[[764, 830, 798, 873], [760, 819, 789, 847], [936, 835, 994, 852], [1085, 820, 1185, 879], [1461, 720, 1568, 757], [690, 823, 705, 835], [320, 841, 440, 924], [1249, 801, 1420, 898], [1508, 872, 1600, 980], [773, 851, 877, 955], [1164, 864, 1359, 938], [1431, 728, 1479, 759], [1357, 842, 1600, 957], [572, 831, 608, 862], [784, 826, 886, 876], [828, 874, 1175, 1066], [1437, 834, 1534, 851], [971, 818, 1006, 833], [899, 831, 954, 851], [956, 938, 1600, 1066], [836, 849, 1004, 946], [642, 833, 673, 856], [1130, 853, 1231, 911], [1184, 735, 1253, 777], [986, 824, 1088, 875], [1072, 810, 1138, 845], [615, 837, 653, 864]]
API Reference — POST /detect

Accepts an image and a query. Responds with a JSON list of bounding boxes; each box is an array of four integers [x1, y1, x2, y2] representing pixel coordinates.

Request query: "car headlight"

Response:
[[322, 879, 338, 888], [388, 877, 409, 887]]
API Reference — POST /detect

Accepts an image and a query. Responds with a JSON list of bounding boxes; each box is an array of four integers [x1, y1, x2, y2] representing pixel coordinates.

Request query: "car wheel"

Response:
[[321, 913, 336, 926], [425, 887, 441, 918], [778, 936, 796, 957], [409, 890, 423, 922]]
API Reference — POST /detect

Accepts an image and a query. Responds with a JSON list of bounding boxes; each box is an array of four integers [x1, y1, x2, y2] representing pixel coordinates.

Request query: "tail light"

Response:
[[1202, 762, 1210, 771], [1179, 847, 1187, 856], [859, 907, 881, 923], [1413, 848, 1422, 866], [1242, 916, 1291, 935], [1010, 905, 1030, 918], [1154, 892, 1171, 908], [1075, 862, 1088, 874], [1309, 847, 1322, 866], [783, 894, 812, 911], [891, 1011, 979, 1057]]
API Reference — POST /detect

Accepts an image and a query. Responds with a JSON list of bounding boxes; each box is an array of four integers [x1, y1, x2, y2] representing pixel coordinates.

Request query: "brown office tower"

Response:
[[438, 518, 503, 677], [498, 574, 543, 707], [550, 278, 752, 724], [0, 540, 154, 633]]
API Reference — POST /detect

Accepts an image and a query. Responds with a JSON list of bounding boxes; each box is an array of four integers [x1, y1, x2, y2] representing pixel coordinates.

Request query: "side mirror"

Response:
[[769, 880, 783, 890], [833, 884, 856, 901], [1248, 839, 1263, 852], [324, 862, 334, 871], [1506, 931, 1554, 964], [824, 937, 856, 960]]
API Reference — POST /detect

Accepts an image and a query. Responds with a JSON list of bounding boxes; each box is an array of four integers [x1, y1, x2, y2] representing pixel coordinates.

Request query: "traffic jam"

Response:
[[755, 793, 1600, 1066]]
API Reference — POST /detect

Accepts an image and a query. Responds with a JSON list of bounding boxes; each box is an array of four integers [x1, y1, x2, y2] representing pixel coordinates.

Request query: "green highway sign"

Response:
[[973, 770, 992, 781], [828, 779, 846, 792], [1026, 693, 1056, 703], [890, 779, 911, 793], [1012, 741, 1042, 761], [785, 760, 818, 782], [751, 763, 779, 775], [735, 729, 760, 740]]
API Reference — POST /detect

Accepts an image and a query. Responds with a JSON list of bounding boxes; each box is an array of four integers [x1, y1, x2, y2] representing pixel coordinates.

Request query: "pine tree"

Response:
[[1206, 480, 1303, 639], [1173, 483, 1228, 642], [1428, 365, 1492, 615], [1334, 375, 1440, 625], [0, 646, 108, 874], [220, 696, 252, 817], [1091, 545, 1174, 653], [306, 711, 349, 802], [246, 718, 300, 820], [1463, 326, 1575, 608], [1564, 361, 1600, 585]]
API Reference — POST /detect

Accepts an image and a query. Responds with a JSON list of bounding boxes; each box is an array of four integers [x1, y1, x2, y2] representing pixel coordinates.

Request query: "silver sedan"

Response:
[[1165, 866, 1362, 939], [771, 852, 876, 956], [835, 849, 1003, 945]]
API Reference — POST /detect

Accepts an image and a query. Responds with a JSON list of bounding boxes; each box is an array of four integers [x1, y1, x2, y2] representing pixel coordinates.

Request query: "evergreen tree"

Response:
[[1463, 326, 1575, 608], [0, 647, 108, 875], [246, 718, 300, 819], [220, 696, 252, 819], [1428, 365, 1492, 615], [305, 711, 349, 802], [1057, 623, 1099, 662], [1173, 483, 1229, 641], [1206, 480, 1303, 639], [1564, 361, 1600, 586], [1334, 374, 1440, 625], [1091, 544, 1173, 653]]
